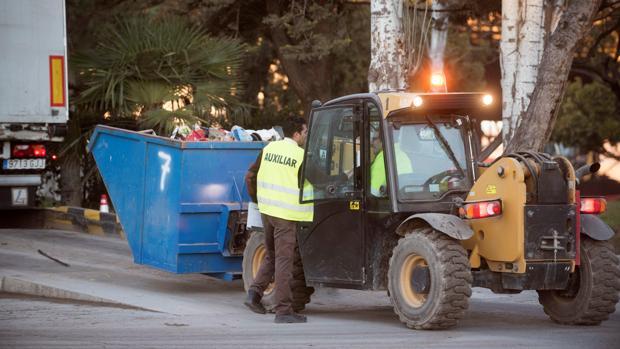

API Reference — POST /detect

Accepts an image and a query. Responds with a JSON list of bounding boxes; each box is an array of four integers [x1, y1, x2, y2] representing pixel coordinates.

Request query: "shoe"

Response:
[[244, 290, 266, 314], [274, 312, 307, 323]]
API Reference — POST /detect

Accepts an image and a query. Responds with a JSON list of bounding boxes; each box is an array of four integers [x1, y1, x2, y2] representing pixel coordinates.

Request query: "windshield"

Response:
[[391, 120, 469, 200]]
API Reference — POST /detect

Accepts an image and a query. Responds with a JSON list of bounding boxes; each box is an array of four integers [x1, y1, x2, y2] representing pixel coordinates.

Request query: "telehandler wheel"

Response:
[[388, 228, 472, 330], [537, 237, 620, 325], [242, 230, 313, 313]]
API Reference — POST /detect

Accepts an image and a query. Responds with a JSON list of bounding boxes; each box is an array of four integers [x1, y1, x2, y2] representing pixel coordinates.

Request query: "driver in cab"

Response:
[[370, 132, 413, 197]]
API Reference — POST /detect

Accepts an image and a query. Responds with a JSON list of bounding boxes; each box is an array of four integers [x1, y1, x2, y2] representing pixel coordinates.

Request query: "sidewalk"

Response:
[[0, 228, 246, 315]]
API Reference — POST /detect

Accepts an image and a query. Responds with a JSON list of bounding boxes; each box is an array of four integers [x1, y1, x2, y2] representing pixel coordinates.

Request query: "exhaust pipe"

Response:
[[575, 162, 600, 182]]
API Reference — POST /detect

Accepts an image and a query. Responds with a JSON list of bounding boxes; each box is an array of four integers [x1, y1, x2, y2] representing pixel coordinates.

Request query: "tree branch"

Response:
[[594, 0, 620, 21], [603, 150, 620, 161], [572, 60, 620, 100], [265, 0, 335, 114], [587, 20, 620, 57]]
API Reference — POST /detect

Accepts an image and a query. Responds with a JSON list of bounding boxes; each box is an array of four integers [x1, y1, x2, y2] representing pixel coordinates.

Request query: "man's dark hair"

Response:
[[281, 116, 306, 138]]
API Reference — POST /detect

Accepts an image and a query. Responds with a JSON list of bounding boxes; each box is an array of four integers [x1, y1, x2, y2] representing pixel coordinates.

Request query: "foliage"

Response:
[[332, 4, 371, 95], [572, 5, 620, 111], [551, 79, 620, 153], [131, 0, 368, 119], [73, 16, 246, 134], [409, 27, 493, 92], [263, 1, 351, 64], [600, 199, 620, 253], [601, 199, 620, 232], [446, 32, 494, 91], [444, 29, 494, 91]]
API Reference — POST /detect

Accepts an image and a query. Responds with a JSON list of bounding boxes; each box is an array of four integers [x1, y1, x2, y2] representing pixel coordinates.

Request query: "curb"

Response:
[[44, 206, 125, 239], [0, 276, 146, 310], [1, 275, 116, 304]]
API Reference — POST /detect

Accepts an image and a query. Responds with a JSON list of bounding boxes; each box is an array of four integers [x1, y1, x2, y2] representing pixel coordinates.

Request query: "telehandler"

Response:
[[243, 91, 619, 329]]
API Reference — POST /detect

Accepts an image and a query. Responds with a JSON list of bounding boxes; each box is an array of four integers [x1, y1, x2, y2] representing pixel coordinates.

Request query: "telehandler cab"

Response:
[[243, 91, 619, 329]]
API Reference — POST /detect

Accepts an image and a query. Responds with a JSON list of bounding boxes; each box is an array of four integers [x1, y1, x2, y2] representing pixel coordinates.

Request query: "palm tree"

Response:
[[73, 16, 247, 134], [57, 16, 246, 207]]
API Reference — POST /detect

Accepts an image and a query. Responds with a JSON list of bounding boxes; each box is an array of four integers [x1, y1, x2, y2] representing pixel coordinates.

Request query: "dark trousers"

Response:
[[249, 213, 297, 315]]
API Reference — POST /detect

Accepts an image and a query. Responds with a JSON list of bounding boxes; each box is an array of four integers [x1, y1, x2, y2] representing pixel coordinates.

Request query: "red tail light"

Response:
[[459, 200, 502, 219], [580, 197, 606, 214], [32, 144, 46, 157], [11, 144, 47, 158]]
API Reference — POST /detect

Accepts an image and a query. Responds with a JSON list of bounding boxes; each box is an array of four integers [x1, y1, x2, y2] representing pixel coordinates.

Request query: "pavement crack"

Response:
[[164, 322, 189, 327]]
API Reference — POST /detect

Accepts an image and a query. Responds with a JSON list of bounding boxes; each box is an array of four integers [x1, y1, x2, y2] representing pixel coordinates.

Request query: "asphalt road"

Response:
[[1, 228, 619, 349]]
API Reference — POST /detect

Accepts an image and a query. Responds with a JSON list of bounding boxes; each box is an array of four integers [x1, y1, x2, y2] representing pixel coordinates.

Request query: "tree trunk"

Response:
[[505, 0, 602, 153], [501, 0, 546, 143], [60, 160, 83, 207], [500, 0, 519, 142], [369, 0, 406, 91]]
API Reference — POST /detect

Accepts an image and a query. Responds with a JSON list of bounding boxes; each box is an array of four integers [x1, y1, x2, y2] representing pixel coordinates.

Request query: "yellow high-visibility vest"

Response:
[[257, 139, 314, 221], [370, 145, 413, 196]]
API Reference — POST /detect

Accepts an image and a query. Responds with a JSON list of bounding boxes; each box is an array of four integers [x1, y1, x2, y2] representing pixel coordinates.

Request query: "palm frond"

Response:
[[72, 15, 246, 122], [140, 108, 206, 135], [126, 81, 175, 108]]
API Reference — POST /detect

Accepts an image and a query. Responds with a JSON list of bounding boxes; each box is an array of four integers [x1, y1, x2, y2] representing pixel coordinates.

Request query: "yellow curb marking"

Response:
[[87, 224, 105, 236], [84, 209, 101, 221]]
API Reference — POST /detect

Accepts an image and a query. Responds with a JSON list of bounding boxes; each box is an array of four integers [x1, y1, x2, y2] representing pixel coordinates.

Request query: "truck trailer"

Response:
[[0, 0, 68, 209]]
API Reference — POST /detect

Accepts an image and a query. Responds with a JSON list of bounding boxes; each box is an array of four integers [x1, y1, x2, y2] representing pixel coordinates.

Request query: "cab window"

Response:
[[392, 120, 469, 200], [368, 104, 387, 198], [302, 106, 356, 201]]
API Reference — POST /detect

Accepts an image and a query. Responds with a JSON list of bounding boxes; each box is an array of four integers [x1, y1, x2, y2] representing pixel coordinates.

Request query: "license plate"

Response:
[[12, 187, 28, 206], [2, 158, 46, 170]]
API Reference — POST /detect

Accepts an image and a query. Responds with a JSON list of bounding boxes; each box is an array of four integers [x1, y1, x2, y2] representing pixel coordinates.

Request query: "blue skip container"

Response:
[[87, 126, 264, 280]]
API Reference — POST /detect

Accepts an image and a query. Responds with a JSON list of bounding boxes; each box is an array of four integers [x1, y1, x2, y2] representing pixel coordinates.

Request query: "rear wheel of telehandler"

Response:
[[537, 237, 620, 325], [388, 228, 472, 330], [242, 230, 314, 313]]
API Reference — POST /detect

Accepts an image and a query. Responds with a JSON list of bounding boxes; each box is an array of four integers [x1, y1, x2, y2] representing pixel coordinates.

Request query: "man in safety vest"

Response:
[[370, 134, 413, 197], [244, 116, 312, 324]]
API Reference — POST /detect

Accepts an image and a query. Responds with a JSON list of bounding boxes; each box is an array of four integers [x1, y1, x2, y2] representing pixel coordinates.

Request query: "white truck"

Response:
[[0, 0, 68, 208]]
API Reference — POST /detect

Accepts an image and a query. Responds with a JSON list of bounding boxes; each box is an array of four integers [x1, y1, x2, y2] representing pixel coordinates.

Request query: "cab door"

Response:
[[298, 103, 365, 288]]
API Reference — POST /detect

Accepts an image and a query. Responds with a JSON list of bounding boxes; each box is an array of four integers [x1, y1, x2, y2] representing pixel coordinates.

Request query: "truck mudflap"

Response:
[[581, 214, 615, 241], [396, 213, 474, 240]]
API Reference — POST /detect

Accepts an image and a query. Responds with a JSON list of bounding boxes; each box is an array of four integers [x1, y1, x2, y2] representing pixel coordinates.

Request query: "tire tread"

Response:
[[388, 228, 472, 330], [538, 238, 620, 325]]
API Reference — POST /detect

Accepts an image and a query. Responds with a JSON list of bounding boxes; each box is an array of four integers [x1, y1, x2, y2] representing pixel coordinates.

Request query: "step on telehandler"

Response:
[[243, 91, 620, 329]]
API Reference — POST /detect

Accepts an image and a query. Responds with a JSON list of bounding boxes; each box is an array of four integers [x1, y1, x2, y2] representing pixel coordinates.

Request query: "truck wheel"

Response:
[[537, 237, 620, 325], [242, 231, 314, 313], [242, 230, 276, 307], [388, 228, 472, 330]]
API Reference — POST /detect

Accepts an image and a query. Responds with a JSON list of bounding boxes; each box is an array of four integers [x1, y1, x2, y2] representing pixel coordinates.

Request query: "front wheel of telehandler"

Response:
[[388, 228, 472, 330], [537, 237, 620, 325]]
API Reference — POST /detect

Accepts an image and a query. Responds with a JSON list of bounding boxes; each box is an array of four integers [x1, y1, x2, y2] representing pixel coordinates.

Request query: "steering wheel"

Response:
[[422, 169, 464, 187]]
